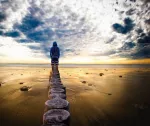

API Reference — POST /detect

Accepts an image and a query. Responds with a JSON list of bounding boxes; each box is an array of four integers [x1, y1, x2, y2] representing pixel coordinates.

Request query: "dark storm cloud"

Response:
[[136, 29, 143, 34], [131, 45, 150, 59], [137, 35, 150, 43], [120, 42, 136, 50], [15, 14, 43, 33], [4, 31, 20, 38], [112, 18, 135, 34], [0, 31, 3, 36], [0, 30, 20, 38], [15, 14, 55, 42], [18, 39, 30, 43], [0, 12, 6, 22], [0, 0, 9, 4], [126, 9, 136, 15], [145, 19, 150, 25], [129, 0, 137, 2], [26, 29, 54, 42], [142, 0, 150, 3]]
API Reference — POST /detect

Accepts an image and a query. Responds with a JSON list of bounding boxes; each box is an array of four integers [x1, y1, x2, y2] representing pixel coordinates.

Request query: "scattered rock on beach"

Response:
[[81, 81, 86, 84], [99, 73, 104, 76], [20, 86, 30, 91], [86, 73, 89, 74], [21, 74, 23, 75], [19, 82, 24, 84], [119, 75, 122, 78]]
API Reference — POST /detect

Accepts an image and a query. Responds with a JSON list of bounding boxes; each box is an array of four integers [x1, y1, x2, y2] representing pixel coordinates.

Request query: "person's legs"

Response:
[[52, 58, 59, 74], [55, 65, 59, 73], [51, 59, 55, 73], [55, 58, 59, 73], [52, 65, 54, 73]]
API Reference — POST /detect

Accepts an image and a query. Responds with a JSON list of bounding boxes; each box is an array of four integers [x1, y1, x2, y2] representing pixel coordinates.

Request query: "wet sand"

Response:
[[0, 66, 150, 126]]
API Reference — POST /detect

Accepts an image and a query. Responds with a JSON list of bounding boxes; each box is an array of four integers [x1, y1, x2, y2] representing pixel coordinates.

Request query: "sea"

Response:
[[0, 63, 150, 68]]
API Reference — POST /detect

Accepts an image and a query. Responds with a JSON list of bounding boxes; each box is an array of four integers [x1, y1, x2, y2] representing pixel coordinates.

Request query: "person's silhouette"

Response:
[[50, 41, 60, 73]]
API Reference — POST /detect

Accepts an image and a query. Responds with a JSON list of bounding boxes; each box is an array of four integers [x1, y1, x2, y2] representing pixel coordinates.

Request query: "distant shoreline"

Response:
[[0, 63, 150, 68]]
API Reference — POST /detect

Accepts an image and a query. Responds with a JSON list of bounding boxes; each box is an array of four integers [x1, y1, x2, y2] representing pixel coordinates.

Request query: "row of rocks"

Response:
[[42, 70, 70, 126]]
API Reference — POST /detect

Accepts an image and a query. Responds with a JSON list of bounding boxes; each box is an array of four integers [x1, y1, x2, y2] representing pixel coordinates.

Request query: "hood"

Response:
[[53, 41, 57, 46]]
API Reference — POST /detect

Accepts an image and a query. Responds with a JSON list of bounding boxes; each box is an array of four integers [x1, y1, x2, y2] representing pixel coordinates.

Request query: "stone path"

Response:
[[42, 67, 70, 126]]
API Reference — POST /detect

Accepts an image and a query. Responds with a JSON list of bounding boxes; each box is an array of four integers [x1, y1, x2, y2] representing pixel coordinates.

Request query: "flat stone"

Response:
[[50, 88, 65, 94], [51, 80, 62, 84], [45, 98, 69, 110], [51, 85, 66, 91], [49, 93, 66, 99], [51, 83, 63, 86], [43, 109, 70, 125]]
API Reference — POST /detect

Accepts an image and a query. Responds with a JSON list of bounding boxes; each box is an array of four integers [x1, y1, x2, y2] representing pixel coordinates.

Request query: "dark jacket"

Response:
[[50, 42, 60, 58]]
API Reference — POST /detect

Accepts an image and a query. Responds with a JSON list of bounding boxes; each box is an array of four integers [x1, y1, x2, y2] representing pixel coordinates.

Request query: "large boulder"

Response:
[[45, 98, 69, 110], [43, 109, 70, 125]]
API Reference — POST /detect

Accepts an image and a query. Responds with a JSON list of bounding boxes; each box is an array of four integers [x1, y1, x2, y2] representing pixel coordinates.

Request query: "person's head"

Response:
[[53, 41, 57, 46]]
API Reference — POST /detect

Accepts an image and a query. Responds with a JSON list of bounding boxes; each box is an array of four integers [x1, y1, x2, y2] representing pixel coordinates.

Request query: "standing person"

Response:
[[50, 41, 60, 74]]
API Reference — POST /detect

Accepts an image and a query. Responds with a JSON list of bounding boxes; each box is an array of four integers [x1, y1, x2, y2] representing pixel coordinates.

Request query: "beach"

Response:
[[0, 65, 150, 126]]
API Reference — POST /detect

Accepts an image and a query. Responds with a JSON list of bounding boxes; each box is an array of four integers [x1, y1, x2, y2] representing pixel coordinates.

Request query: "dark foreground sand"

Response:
[[0, 66, 150, 126]]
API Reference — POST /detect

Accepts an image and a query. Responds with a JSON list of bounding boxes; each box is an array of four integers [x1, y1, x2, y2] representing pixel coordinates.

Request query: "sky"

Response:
[[0, 0, 150, 64]]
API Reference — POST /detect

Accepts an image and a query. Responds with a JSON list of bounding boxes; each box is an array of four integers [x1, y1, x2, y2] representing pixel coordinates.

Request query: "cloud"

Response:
[[126, 8, 136, 15], [0, 0, 150, 63], [131, 45, 150, 59], [15, 14, 43, 33], [145, 19, 150, 25], [121, 42, 136, 50], [0, 0, 30, 29], [0, 12, 6, 22], [4, 31, 20, 38], [0, 36, 48, 63], [112, 17, 135, 34], [137, 35, 150, 43]]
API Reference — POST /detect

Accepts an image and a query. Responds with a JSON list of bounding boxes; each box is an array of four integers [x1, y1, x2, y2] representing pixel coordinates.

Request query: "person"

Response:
[[50, 41, 60, 74]]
